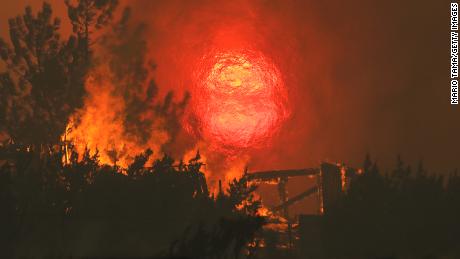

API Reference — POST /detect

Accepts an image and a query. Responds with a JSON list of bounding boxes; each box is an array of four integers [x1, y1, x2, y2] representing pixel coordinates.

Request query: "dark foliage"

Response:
[[321, 155, 460, 259], [65, 0, 118, 60], [0, 144, 264, 258]]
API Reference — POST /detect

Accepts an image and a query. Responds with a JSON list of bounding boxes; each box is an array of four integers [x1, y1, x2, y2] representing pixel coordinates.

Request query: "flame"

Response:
[[340, 164, 346, 191], [317, 169, 324, 215], [182, 143, 210, 176], [61, 49, 288, 197], [182, 141, 251, 193], [257, 206, 271, 217], [63, 65, 169, 168]]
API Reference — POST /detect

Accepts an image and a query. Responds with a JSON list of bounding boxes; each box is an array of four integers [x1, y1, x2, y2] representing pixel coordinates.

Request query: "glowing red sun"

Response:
[[188, 50, 289, 153]]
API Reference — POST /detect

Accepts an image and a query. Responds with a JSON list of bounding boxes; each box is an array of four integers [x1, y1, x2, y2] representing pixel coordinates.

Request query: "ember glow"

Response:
[[187, 50, 289, 154]]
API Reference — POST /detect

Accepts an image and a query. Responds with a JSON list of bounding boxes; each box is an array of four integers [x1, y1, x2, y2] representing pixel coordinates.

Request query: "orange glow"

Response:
[[181, 142, 251, 193], [340, 165, 346, 191], [257, 206, 271, 217], [317, 171, 324, 215], [187, 50, 289, 154]]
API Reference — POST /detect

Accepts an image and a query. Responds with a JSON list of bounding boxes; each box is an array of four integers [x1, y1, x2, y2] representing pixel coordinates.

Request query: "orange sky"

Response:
[[1, 0, 458, 177]]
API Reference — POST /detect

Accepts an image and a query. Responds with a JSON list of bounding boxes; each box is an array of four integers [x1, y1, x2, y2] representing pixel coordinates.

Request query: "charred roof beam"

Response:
[[245, 168, 319, 181]]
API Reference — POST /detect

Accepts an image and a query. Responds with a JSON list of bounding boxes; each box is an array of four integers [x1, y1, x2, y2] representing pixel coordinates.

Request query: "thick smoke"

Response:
[[1, 0, 458, 173], [120, 0, 458, 213], [124, 0, 458, 174]]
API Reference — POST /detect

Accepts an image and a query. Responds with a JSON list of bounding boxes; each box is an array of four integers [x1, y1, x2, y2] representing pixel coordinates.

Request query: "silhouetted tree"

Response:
[[0, 2, 104, 147], [169, 170, 264, 259], [0, 144, 264, 258], [65, 0, 118, 60]]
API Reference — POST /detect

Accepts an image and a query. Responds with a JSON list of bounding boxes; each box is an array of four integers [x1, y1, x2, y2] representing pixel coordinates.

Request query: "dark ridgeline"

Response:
[[0, 1, 460, 259]]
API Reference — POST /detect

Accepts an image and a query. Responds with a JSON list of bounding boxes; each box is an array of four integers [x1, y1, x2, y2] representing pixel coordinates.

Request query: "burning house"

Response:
[[245, 162, 359, 255]]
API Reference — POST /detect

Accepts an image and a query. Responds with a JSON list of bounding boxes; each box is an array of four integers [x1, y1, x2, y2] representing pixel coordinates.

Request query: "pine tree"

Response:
[[0, 3, 93, 148], [65, 0, 118, 60]]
